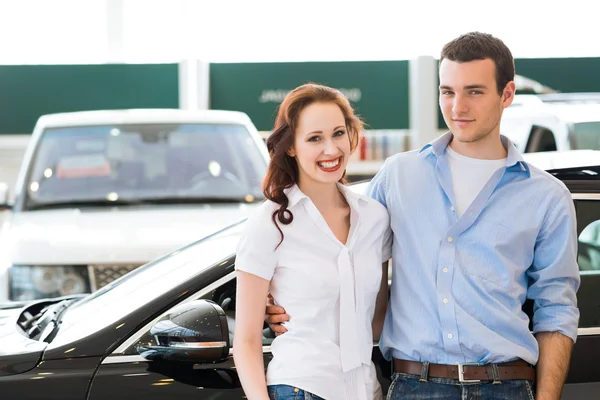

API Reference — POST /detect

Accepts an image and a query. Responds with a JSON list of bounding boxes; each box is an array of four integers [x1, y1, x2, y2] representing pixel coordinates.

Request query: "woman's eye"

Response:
[[334, 130, 346, 137], [307, 136, 320, 142]]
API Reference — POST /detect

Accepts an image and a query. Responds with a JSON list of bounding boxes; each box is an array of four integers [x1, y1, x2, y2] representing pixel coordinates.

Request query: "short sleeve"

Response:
[[365, 197, 393, 263], [235, 202, 282, 281], [366, 161, 388, 208]]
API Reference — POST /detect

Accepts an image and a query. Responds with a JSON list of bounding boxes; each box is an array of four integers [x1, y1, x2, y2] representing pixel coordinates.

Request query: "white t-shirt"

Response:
[[235, 183, 392, 400], [446, 146, 507, 218]]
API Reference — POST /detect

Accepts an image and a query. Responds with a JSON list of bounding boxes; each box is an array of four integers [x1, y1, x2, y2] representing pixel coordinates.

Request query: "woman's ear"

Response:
[[287, 146, 296, 157]]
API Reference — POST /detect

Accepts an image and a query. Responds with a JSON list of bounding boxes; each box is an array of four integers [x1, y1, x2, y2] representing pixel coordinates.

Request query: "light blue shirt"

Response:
[[367, 132, 580, 365]]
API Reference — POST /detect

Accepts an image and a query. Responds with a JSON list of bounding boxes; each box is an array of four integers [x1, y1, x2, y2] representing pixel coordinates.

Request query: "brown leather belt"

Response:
[[393, 358, 536, 382]]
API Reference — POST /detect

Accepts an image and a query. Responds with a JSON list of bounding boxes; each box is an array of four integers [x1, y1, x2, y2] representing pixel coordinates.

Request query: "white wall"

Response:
[[0, 136, 30, 194]]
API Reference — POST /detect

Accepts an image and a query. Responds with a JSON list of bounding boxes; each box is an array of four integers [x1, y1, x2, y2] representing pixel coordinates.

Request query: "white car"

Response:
[[0, 109, 269, 302], [501, 93, 600, 153]]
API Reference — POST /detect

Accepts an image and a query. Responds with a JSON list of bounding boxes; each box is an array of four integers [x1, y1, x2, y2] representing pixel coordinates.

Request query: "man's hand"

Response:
[[265, 293, 289, 336]]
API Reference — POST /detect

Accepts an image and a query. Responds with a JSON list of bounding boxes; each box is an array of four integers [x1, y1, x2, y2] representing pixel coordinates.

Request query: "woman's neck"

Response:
[[297, 179, 346, 210]]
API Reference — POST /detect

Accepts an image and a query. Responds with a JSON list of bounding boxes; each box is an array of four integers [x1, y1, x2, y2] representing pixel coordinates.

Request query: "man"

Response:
[[268, 32, 580, 400]]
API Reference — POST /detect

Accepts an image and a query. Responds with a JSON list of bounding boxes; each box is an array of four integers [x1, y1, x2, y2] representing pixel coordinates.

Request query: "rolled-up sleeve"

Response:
[[528, 190, 580, 342]]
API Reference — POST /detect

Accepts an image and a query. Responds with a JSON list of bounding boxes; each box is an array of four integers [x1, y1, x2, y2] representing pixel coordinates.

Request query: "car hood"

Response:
[[0, 306, 46, 377], [0, 306, 21, 337], [1, 204, 258, 264]]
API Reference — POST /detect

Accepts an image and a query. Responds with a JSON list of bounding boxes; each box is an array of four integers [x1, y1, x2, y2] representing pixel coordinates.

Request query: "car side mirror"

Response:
[[0, 183, 10, 210], [137, 299, 230, 363]]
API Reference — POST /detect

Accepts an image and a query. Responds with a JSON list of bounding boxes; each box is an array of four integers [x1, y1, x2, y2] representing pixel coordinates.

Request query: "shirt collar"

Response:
[[336, 181, 367, 210], [419, 131, 531, 177], [284, 182, 367, 210], [283, 184, 306, 209]]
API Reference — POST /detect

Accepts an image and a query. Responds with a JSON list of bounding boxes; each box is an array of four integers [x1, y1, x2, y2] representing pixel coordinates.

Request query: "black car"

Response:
[[1, 163, 600, 400]]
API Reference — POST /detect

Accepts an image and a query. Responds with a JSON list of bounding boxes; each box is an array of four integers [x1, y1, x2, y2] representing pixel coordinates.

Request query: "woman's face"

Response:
[[289, 102, 351, 187]]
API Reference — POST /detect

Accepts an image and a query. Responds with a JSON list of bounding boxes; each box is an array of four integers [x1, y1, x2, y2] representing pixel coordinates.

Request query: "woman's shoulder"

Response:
[[244, 200, 280, 228], [253, 198, 281, 216], [237, 200, 284, 250]]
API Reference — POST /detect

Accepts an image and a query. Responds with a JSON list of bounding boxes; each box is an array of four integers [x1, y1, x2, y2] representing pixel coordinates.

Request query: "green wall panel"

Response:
[[515, 57, 600, 93], [210, 61, 409, 131], [0, 64, 179, 134]]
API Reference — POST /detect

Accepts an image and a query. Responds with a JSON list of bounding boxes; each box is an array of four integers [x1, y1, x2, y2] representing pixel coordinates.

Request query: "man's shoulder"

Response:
[[525, 163, 570, 196], [383, 149, 422, 166], [376, 149, 426, 177]]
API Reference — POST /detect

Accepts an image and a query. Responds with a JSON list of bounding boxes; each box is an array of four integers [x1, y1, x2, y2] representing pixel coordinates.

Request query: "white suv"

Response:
[[500, 93, 600, 153], [0, 109, 269, 302]]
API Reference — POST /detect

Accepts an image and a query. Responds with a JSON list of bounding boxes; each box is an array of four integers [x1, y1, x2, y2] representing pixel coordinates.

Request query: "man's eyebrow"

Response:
[[439, 84, 488, 90], [464, 84, 488, 89]]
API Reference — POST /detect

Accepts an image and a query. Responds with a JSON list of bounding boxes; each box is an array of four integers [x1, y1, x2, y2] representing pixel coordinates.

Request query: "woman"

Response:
[[233, 83, 392, 400]]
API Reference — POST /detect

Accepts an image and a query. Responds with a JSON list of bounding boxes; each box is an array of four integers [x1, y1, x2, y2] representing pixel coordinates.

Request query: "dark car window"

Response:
[[571, 122, 600, 151], [122, 274, 275, 356], [197, 277, 273, 346], [578, 221, 600, 271], [24, 123, 267, 210], [574, 199, 600, 329]]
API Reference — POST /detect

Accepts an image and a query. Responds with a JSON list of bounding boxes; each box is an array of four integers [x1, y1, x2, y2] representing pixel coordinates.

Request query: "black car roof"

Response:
[[547, 165, 600, 193]]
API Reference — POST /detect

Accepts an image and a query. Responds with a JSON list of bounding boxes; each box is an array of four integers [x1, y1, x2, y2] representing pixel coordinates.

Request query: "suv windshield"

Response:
[[24, 123, 267, 210], [48, 222, 244, 348], [572, 122, 600, 151]]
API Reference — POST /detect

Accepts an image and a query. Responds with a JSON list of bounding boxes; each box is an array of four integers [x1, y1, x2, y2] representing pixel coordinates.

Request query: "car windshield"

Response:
[[24, 123, 267, 210], [572, 121, 600, 151], [48, 222, 244, 348]]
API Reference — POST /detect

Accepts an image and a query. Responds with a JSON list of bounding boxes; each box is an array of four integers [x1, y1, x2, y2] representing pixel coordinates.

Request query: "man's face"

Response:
[[439, 58, 514, 146]]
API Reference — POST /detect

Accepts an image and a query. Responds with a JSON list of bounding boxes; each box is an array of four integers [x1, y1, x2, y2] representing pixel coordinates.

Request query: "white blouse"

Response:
[[235, 183, 392, 400]]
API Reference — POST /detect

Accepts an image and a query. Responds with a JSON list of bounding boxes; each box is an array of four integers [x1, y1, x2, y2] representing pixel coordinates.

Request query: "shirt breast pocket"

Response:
[[458, 222, 516, 288]]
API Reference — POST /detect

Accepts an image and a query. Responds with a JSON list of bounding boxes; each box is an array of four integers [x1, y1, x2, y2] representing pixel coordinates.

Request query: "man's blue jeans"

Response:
[[387, 372, 535, 400]]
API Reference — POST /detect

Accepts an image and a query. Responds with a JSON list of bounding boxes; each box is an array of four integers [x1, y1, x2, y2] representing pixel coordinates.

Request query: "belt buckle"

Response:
[[457, 362, 480, 383]]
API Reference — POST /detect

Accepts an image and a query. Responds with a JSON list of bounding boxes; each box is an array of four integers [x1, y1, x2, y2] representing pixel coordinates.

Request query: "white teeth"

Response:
[[318, 158, 340, 168]]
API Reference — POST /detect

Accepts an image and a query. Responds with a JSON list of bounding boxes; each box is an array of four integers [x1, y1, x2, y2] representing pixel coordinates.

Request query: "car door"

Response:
[[87, 272, 252, 399], [88, 270, 394, 399], [562, 194, 600, 399]]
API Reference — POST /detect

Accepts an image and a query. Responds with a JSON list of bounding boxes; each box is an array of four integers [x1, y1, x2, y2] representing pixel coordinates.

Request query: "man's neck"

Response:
[[448, 134, 507, 160]]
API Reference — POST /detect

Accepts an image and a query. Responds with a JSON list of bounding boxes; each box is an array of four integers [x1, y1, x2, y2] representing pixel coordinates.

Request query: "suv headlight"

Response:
[[9, 265, 91, 301]]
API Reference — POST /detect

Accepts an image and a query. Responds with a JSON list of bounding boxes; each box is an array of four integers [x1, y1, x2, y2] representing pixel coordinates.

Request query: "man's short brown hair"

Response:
[[440, 32, 515, 94]]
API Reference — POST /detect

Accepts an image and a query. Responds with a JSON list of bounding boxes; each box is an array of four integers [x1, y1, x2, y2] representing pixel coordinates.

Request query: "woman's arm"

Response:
[[372, 261, 389, 341], [233, 271, 272, 400]]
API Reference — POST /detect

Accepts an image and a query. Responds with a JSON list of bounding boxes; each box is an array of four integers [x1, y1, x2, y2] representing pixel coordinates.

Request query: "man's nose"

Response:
[[452, 95, 469, 114]]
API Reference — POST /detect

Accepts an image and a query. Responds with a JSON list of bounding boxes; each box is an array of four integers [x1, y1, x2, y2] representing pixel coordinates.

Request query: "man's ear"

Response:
[[502, 81, 516, 108]]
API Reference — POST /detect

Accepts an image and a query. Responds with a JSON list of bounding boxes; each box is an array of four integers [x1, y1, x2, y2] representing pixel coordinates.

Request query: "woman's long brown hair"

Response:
[[263, 83, 364, 248]]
